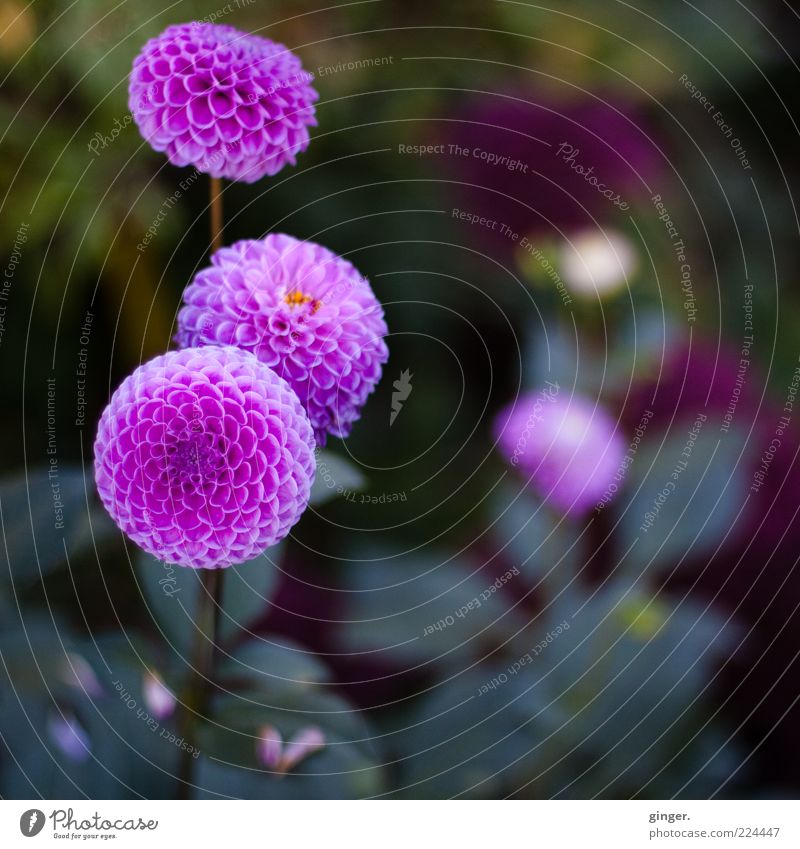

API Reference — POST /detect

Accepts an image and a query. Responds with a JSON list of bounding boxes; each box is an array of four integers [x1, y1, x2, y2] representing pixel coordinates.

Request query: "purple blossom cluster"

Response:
[[175, 234, 389, 444], [94, 22, 390, 569], [128, 23, 318, 182], [94, 347, 315, 569], [493, 388, 625, 516]]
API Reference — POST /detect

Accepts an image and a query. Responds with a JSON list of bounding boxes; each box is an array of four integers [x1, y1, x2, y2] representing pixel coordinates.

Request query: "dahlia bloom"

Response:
[[175, 234, 389, 444], [128, 23, 318, 182], [493, 386, 625, 515], [94, 347, 315, 569]]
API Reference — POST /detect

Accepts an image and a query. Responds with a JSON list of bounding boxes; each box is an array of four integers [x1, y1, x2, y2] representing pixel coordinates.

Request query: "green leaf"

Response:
[[382, 665, 555, 799], [0, 466, 115, 583], [387, 583, 740, 798], [194, 637, 383, 799], [616, 422, 751, 574], [337, 549, 530, 666], [136, 549, 282, 658], [218, 635, 330, 699], [488, 480, 581, 599], [0, 615, 75, 697], [309, 450, 367, 506], [217, 547, 282, 642], [0, 628, 186, 799], [194, 748, 384, 800], [136, 552, 204, 659]]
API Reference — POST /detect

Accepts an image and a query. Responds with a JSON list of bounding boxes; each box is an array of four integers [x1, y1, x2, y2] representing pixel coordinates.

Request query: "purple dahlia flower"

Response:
[[493, 386, 625, 516], [175, 234, 389, 444], [94, 347, 315, 569], [128, 23, 318, 182]]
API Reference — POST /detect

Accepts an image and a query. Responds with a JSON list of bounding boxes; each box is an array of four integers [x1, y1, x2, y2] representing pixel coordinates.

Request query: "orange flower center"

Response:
[[284, 290, 321, 313]]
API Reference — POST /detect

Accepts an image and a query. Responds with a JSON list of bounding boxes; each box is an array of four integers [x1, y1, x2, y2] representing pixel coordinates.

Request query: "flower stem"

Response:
[[176, 179, 225, 797], [176, 568, 224, 798], [209, 176, 224, 253]]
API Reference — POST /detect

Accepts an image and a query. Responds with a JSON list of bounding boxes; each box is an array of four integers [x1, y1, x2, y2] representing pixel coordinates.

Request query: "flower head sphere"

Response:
[[94, 347, 315, 569], [493, 387, 625, 516], [129, 23, 318, 182], [175, 234, 389, 444]]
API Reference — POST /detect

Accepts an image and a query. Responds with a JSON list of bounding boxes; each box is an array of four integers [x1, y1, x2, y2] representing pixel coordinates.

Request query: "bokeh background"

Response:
[[2, 0, 800, 799]]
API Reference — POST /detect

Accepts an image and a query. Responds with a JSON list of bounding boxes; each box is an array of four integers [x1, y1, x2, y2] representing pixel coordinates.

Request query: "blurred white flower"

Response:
[[558, 229, 638, 298]]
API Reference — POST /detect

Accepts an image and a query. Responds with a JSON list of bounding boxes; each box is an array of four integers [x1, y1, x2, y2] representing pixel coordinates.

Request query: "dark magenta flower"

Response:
[[94, 347, 315, 569], [494, 386, 625, 516], [441, 93, 659, 252], [175, 234, 389, 444], [128, 23, 318, 182]]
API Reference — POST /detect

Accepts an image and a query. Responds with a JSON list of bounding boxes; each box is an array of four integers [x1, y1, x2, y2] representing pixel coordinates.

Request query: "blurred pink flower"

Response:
[[494, 386, 625, 516]]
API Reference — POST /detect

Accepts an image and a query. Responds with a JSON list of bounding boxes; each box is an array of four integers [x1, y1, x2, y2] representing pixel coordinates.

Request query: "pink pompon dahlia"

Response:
[[128, 23, 318, 182], [175, 234, 389, 444], [94, 347, 315, 569], [493, 385, 625, 516]]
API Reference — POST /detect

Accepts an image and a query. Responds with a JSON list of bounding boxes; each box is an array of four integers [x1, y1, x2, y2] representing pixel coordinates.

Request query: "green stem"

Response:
[[209, 176, 224, 253], [176, 568, 224, 798], [176, 173, 227, 797]]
